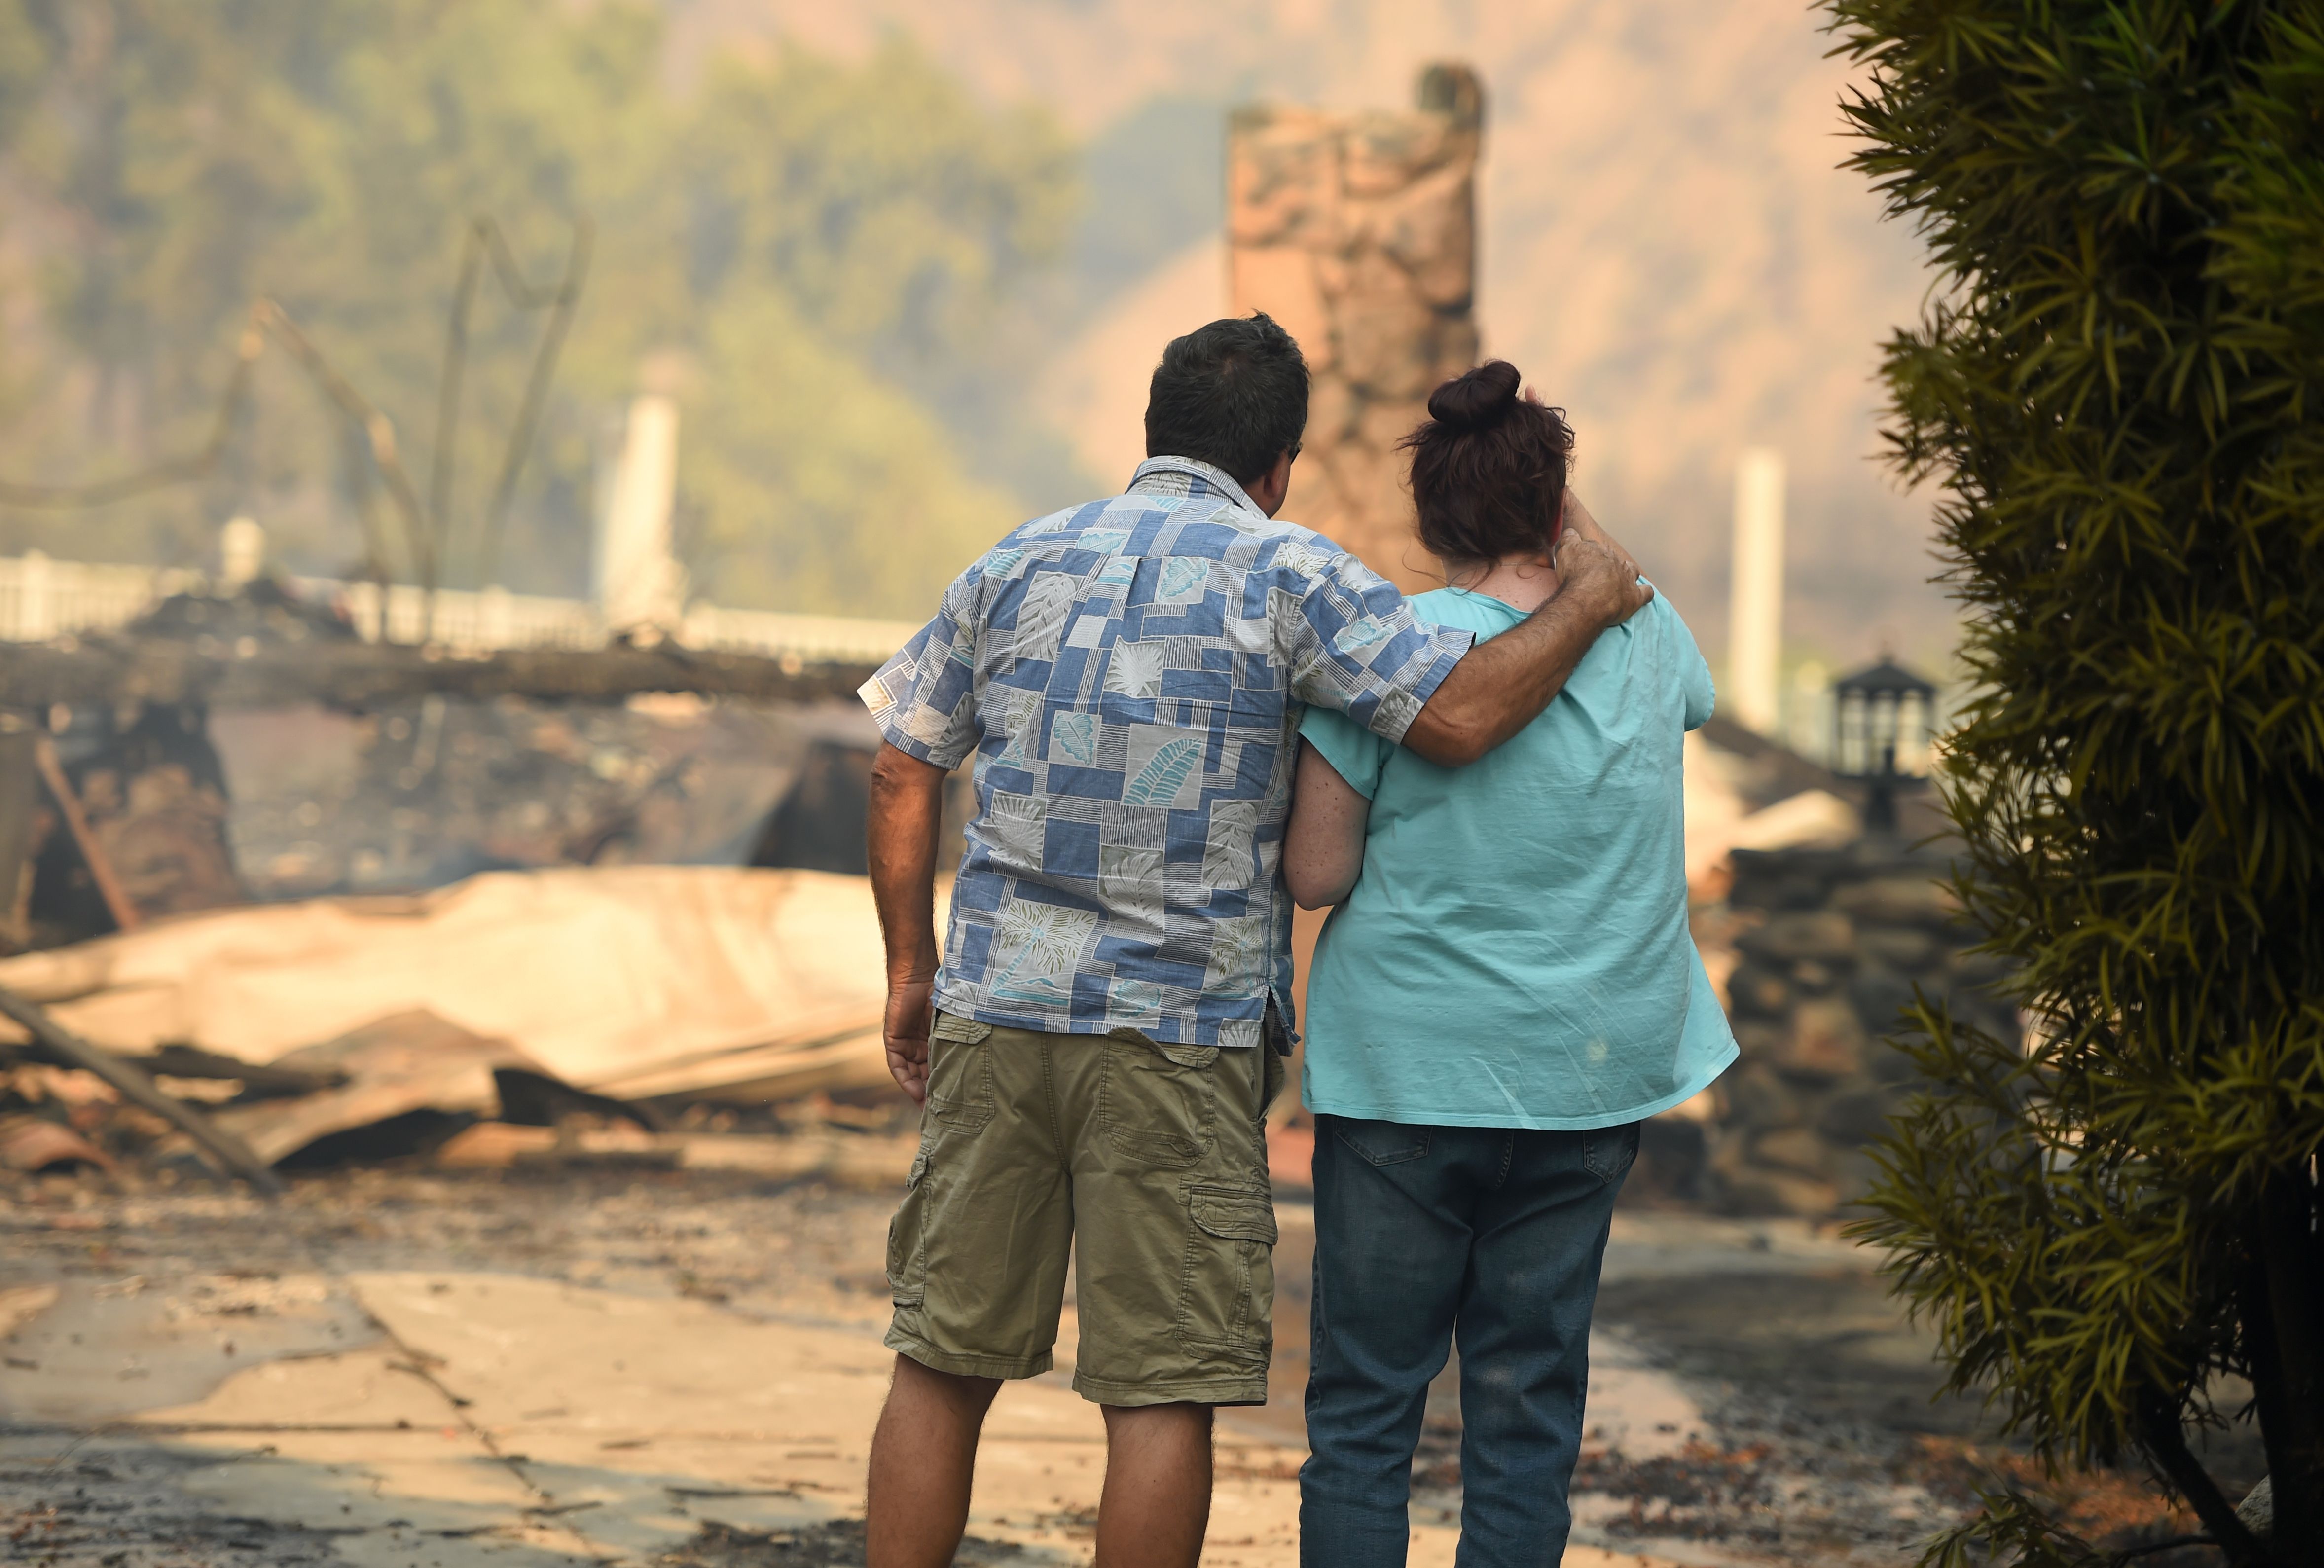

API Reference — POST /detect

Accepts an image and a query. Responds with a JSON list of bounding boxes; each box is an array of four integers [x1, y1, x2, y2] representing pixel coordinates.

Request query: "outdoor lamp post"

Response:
[[1831, 656, 1939, 834]]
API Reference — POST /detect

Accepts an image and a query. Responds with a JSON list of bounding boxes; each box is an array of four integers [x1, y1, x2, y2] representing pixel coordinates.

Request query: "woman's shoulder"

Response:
[[1409, 586, 1525, 636], [1406, 582, 1699, 655], [1406, 586, 1465, 622], [1639, 586, 1707, 654]]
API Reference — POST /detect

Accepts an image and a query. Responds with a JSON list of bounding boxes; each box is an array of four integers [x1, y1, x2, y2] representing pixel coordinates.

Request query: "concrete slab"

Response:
[[345, 1271, 1676, 1568], [176, 1450, 594, 1568], [9, 1168, 1981, 1566], [0, 1270, 378, 1423], [121, 1337, 597, 1566], [348, 1271, 1269, 1564], [135, 1342, 465, 1438]]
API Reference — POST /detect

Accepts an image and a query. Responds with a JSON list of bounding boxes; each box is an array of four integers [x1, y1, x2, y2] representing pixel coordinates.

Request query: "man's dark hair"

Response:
[[1403, 360, 1575, 566], [1143, 314, 1310, 485]]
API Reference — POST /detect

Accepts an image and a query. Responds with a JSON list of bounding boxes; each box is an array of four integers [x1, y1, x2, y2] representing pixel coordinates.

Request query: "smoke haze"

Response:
[[678, 0, 1954, 669], [0, 0, 1954, 670]]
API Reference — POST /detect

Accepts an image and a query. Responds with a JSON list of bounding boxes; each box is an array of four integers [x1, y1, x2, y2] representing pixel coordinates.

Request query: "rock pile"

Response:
[[1705, 841, 2017, 1216], [1229, 64, 1484, 591]]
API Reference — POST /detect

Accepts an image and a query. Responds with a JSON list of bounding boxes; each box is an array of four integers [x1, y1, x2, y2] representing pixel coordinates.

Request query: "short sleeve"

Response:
[[858, 564, 985, 768], [1299, 702, 1392, 801], [1658, 594, 1717, 731], [1279, 550, 1472, 743], [1684, 659, 1716, 731]]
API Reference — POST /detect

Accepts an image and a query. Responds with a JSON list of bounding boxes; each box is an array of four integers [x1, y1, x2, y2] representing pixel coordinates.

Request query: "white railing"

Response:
[[0, 552, 209, 644], [325, 580, 608, 653], [677, 603, 922, 667], [0, 549, 918, 667]]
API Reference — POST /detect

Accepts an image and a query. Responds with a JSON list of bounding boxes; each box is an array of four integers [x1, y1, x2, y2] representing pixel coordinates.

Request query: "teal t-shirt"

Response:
[[1297, 587, 1737, 1130]]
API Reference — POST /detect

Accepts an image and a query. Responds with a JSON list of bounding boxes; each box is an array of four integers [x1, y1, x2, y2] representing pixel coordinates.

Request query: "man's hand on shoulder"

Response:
[[1401, 493, 1654, 768], [1553, 494, 1653, 628]]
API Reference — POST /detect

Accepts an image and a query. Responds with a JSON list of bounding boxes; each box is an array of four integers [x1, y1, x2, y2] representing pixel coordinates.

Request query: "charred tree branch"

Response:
[[2138, 1393, 2271, 1566], [2248, 1172, 2324, 1558], [475, 218, 591, 593], [0, 309, 266, 509]]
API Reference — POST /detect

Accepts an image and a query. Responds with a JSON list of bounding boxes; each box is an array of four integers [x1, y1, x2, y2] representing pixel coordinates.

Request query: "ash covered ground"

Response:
[[0, 1163, 2232, 1568]]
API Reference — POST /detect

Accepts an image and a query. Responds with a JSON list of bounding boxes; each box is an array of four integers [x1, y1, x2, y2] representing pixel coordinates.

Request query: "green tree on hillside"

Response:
[[1824, 0, 2324, 1562], [0, 0, 1077, 617]]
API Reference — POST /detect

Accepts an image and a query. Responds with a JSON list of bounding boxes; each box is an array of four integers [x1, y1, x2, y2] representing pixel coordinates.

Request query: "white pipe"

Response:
[[596, 394, 684, 631], [1727, 447, 1786, 735], [219, 517, 265, 590]]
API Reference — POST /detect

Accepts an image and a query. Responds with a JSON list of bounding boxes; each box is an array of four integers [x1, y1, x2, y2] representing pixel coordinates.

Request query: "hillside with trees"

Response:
[[0, 0, 1077, 618]]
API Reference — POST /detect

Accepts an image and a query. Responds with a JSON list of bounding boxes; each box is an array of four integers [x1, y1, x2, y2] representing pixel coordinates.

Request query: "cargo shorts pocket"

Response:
[[926, 1014, 995, 1132], [885, 1145, 933, 1307], [1174, 1183, 1277, 1362], [1100, 1032, 1218, 1168]]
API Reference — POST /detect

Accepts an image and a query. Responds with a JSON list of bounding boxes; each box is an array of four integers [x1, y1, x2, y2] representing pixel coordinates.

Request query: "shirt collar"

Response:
[[1128, 455, 1265, 516]]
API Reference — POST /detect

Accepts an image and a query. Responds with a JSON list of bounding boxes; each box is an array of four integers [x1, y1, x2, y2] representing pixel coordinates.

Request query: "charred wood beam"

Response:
[[142, 1044, 351, 1097], [33, 733, 142, 932], [0, 982, 285, 1195], [0, 1039, 350, 1097], [0, 637, 879, 711]]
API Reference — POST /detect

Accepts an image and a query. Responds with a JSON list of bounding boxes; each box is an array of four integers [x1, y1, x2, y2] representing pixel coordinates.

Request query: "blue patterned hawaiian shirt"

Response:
[[860, 456, 1474, 1048]]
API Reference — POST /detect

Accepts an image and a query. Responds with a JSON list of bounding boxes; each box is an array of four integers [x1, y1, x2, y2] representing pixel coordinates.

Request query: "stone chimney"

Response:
[[1228, 64, 1484, 591]]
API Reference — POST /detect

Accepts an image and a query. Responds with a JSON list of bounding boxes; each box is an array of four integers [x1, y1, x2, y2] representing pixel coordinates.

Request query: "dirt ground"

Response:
[[0, 1159, 2222, 1568]]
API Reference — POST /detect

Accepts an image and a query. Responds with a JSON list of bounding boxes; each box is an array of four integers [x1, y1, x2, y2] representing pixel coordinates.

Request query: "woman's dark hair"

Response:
[[1145, 313, 1310, 485], [1402, 361, 1575, 565]]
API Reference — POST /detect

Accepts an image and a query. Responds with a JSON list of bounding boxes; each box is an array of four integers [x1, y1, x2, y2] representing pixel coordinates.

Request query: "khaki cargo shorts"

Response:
[[884, 1012, 1285, 1407]]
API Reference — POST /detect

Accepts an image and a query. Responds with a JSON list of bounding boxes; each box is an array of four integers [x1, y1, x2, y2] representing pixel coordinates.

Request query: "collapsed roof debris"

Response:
[[218, 696, 883, 901], [0, 982, 282, 1192], [204, 1009, 593, 1167], [0, 867, 934, 1179], [0, 566, 955, 926], [0, 553, 956, 1181]]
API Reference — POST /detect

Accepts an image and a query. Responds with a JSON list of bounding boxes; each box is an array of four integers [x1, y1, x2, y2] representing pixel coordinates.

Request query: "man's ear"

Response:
[[1251, 448, 1297, 517]]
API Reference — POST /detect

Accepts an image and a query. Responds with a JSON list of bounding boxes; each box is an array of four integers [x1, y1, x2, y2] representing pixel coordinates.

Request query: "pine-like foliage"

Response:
[[1819, 2, 2324, 1563]]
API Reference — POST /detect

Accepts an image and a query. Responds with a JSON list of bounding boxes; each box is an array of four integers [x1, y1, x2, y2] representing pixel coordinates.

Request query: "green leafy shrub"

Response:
[[1819, 1, 2324, 1563]]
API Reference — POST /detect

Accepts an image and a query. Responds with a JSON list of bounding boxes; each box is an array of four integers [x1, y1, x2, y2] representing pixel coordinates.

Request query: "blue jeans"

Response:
[[1300, 1115, 1638, 1568]]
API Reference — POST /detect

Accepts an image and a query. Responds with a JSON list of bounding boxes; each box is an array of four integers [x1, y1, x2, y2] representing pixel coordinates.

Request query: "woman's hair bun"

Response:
[[1426, 360, 1523, 434]]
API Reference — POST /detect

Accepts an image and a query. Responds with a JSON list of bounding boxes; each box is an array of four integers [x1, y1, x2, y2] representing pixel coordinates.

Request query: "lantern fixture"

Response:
[[1831, 656, 1939, 833]]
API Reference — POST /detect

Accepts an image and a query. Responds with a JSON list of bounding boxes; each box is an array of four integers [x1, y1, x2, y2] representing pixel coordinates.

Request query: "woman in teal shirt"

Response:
[[1283, 361, 1736, 1568]]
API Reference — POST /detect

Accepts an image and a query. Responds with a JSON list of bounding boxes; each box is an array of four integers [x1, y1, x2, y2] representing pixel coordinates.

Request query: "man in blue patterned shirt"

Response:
[[859, 315, 1649, 1568]]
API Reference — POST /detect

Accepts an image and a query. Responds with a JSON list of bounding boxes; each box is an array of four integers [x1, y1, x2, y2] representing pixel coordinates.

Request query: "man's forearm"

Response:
[[1399, 592, 1604, 766], [868, 743, 947, 982], [1399, 504, 1651, 768]]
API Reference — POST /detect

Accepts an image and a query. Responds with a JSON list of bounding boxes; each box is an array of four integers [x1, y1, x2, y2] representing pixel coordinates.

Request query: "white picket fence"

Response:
[[0, 549, 917, 667]]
